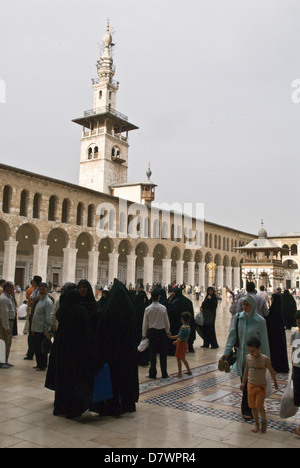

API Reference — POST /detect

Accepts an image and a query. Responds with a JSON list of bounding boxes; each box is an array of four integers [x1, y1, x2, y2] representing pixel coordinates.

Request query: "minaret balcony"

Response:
[[84, 106, 128, 121]]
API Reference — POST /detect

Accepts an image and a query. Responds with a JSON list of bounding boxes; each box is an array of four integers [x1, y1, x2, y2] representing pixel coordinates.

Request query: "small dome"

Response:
[[258, 220, 267, 239]]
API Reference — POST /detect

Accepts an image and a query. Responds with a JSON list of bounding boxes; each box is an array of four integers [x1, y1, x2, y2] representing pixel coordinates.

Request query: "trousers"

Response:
[[148, 328, 168, 378]]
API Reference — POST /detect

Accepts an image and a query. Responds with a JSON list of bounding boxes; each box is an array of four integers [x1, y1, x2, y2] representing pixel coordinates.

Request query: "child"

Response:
[[291, 311, 300, 436], [170, 312, 192, 378], [240, 336, 278, 433]]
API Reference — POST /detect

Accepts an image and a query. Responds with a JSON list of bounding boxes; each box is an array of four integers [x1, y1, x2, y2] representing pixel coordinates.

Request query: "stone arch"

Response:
[[223, 255, 230, 267], [153, 244, 167, 266], [171, 246, 181, 267], [98, 237, 114, 262], [194, 250, 203, 263], [76, 232, 94, 260], [205, 251, 213, 264], [214, 254, 222, 266], [47, 228, 69, 257], [16, 223, 40, 256], [135, 242, 149, 268], [183, 249, 193, 265], [231, 256, 238, 267], [0, 220, 11, 253], [118, 239, 132, 263]]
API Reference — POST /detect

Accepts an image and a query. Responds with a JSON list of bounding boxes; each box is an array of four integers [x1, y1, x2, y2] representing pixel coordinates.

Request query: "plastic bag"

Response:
[[279, 378, 298, 419], [138, 338, 149, 353], [195, 312, 204, 327], [92, 363, 113, 403]]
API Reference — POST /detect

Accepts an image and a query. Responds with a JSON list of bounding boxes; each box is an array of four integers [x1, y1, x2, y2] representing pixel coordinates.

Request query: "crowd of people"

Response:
[[0, 276, 300, 435]]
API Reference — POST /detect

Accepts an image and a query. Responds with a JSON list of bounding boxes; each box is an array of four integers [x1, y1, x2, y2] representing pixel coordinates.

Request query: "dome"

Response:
[[258, 220, 267, 239]]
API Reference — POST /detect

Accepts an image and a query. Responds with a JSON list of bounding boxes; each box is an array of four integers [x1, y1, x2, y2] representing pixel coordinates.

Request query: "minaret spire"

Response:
[[73, 22, 139, 194]]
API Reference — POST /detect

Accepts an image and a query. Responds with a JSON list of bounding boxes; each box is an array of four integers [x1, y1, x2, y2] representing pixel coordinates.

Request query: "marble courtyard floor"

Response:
[[0, 297, 300, 449]]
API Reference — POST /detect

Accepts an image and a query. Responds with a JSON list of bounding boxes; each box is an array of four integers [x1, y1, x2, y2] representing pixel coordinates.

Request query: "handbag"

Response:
[[92, 363, 113, 403], [227, 314, 240, 367]]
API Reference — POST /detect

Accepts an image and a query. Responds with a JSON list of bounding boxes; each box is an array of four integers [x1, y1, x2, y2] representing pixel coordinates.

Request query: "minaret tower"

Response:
[[73, 21, 139, 194]]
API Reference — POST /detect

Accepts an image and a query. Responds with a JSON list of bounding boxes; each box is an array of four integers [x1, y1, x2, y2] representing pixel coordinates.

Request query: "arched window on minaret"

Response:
[[88, 147, 93, 160], [99, 90, 102, 99], [94, 146, 99, 159]]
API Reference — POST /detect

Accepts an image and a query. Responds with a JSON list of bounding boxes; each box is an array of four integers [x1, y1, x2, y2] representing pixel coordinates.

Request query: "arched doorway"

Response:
[[15, 224, 39, 288]]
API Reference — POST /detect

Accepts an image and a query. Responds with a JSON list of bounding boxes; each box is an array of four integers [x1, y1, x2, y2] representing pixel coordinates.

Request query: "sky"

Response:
[[0, 0, 300, 237]]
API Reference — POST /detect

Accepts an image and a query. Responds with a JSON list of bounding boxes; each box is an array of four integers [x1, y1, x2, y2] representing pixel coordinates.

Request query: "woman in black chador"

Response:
[[46, 289, 99, 418], [281, 289, 297, 330], [167, 287, 196, 356], [266, 293, 289, 374], [77, 279, 98, 329], [91, 279, 139, 417], [201, 287, 219, 349]]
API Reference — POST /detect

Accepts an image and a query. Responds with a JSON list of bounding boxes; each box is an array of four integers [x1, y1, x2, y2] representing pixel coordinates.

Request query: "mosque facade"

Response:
[[0, 24, 297, 291]]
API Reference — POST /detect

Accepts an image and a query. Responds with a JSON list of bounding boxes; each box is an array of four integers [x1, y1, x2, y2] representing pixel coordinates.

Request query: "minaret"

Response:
[[73, 21, 139, 194]]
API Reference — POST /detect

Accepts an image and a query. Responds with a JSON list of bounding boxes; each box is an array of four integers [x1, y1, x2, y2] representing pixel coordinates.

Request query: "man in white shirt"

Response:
[[257, 286, 270, 308], [142, 289, 171, 379]]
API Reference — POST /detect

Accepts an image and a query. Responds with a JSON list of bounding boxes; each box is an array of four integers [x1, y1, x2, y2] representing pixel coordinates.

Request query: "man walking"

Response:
[[31, 282, 53, 371], [0, 281, 16, 368], [142, 289, 171, 379]]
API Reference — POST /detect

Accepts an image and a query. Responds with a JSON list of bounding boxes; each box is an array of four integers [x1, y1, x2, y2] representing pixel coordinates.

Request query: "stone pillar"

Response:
[[217, 265, 224, 289], [127, 252, 137, 287], [198, 262, 206, 290], [233, 267, 241, 289], [187, 261, 196, 286], [3, 238, 19, 282], [88, 249, 100, 289], [225, 266, 232, 289], [143, 256, 154, 286], [176, 260, 184, 285], [108, 251, 119, 285], [206, 262, 217, 287], [162, 258, 172, 286], [33, 242, 50, 281], [62, 247, 78, 284]]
